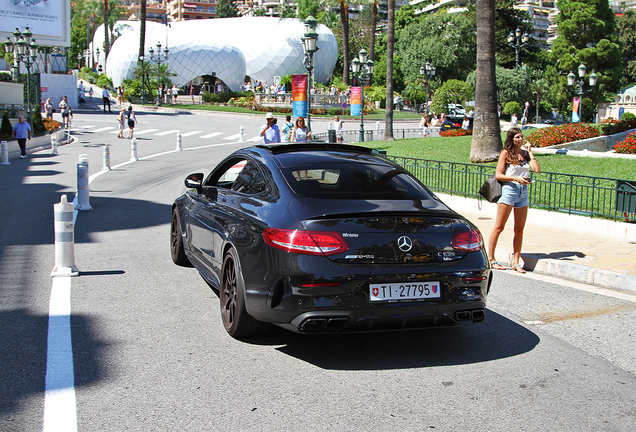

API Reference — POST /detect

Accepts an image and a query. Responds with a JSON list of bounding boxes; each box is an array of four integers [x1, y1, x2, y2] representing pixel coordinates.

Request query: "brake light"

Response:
[[263, 228, 349, 256], [451, 229, 483, 252]]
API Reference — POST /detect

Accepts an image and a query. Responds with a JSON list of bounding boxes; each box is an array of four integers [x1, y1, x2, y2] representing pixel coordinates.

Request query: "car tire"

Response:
[[220, 248, 269, 338], [170, 207, 191, 267]]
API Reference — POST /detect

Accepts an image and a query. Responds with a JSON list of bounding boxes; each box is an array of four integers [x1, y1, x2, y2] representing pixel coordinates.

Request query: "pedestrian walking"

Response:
[[172, 85, 179, 103], [59, 96, 72, 127], [334, 115, 343, 143], [282, 115, 294, 142], [117, 107, 126, 139], [89, 86, 93, 101], [12, 115, 31, 159], [45, 98, 54, 119], [290, 116, 310, 143], [102, 87, 112, 113], [126, 105, 136, 139], [190, 85, 195, 103], [259, 112, 281, 144], [487, 127, 540, 273]]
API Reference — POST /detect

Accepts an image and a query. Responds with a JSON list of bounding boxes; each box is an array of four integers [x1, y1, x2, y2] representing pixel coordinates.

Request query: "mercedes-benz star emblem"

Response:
[[397, 236, 413, 252]]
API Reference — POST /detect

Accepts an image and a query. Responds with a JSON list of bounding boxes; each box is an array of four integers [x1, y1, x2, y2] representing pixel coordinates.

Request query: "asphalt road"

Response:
[[1, 110, 636, 431]]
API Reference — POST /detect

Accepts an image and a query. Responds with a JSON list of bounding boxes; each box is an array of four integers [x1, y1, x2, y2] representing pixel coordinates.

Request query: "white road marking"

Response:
[[246, 135, 262, 142], [133, 129, 160, 135], [154, 129, 180, 136], [181, 130, 202, 137], [90, 127, 115, 133], [224, 133, 241, 140], [200, 132, 223, 139], [43, 276, 78, 432]]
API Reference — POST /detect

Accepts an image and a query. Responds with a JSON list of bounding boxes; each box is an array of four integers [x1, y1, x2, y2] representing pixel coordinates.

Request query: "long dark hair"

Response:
[[503, 127, 523, 165]]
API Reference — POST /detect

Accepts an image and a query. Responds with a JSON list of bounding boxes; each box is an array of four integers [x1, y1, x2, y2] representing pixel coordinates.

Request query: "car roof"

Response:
[[255, 143, 378, 155]]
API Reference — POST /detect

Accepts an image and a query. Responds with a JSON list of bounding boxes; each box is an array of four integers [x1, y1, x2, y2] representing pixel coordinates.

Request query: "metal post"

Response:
[[51, 133, 58, 155], [131, 138, 138, 161], [1, 141, 10, 165], [176, 131, 183, 150], [103, 143, 111, 170], [76, 157, 92, 210], [51, 194, 79, 277]]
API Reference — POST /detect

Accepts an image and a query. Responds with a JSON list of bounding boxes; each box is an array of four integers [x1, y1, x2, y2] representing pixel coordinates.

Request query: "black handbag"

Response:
[[479, 175, 503, 203]]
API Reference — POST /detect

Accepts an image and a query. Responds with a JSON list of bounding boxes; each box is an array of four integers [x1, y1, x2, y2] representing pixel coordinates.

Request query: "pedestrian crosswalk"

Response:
[[70, 125, 263, 142]]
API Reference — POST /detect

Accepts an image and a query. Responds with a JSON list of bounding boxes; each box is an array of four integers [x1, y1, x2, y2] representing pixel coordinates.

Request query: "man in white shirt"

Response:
[[260, 112, 281, 144], [102, 87, 112, 113]]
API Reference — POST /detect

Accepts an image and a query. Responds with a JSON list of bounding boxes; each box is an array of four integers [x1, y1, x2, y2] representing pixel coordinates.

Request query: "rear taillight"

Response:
[[451, 229, 483, 252], [263, 228, 349, 256]]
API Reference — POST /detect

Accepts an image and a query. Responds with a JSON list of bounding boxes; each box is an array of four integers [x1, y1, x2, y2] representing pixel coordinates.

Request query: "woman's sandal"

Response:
[[490, 260, 506, 270], [513, 264, 526, 274]]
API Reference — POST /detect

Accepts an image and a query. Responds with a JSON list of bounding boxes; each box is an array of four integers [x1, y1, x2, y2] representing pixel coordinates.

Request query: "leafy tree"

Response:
[[430, 80, 473, 115], [550, 0, 621, 119], [32, 106, 46, 135], [0, 111, 12, 138], [397, 13, 477, 84], [216, 0, 238, 18], [617, 10, 636, 85], [471, 0, 502, 162]]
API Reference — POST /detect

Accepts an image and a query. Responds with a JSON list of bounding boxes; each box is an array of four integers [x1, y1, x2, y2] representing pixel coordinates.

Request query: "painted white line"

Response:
[[133, 129, 160, 135], [43, 276, 78, 432], [90, 127, 115, 133], [200, 132, 223, 139], [224, 133, 241, 140], [246, 135, 262, 142], [181, 130, 202, 137], [154, 129, 180, 136]]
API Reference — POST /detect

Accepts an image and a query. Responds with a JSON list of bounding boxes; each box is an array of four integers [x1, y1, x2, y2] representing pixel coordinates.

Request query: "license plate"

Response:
[[369, 282, 441, 302]]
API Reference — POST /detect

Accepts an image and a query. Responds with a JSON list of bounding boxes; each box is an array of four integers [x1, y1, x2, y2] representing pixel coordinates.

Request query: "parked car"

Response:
[[448, 104, 467, 117], [441, 116, 473, 130], [171, 144, 491, 338]]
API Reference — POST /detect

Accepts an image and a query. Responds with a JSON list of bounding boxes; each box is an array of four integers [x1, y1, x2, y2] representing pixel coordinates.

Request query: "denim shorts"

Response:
[[498, 182, 529, 208]]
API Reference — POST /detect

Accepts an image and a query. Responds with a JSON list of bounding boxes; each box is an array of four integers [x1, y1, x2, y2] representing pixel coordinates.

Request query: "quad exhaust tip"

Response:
[[300, 317, 349, 331], [456, 309, 485, 321]]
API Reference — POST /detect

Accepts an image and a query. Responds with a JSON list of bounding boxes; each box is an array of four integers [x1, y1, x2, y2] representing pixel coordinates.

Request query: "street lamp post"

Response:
[[351, 48, 375, 142], [96, 47, 100, 72], [149, 41, 169, 107], [567, 63, 597, 123], [302, 15, 319, 134], [419, 62, 436, 115], [507, 28, 529, 71], [4, 27, 39, 122], [139, 55, 146, 105]]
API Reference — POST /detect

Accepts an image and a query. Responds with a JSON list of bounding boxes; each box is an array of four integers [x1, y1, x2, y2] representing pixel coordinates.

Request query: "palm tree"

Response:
[[384, 0, 395, 140], [132, 57, 154, 98], [470, 0, 501, 162], [338, 0, 350, 86], [103, 0, 110, 63], [368, 0, 378, 83], [138, 0, 146, 63]]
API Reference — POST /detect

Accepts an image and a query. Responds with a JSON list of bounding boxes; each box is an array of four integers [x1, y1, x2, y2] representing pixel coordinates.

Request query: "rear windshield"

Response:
[[281, 162, 434, 200]]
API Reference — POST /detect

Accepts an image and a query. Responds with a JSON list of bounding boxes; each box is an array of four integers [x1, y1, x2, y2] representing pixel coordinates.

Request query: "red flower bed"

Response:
[[43, 118, 61, 133], [526, 123, 600, 147], [614, 132, 636, 154], [599, 118, 636, 135], [440, 129, 472, 137]]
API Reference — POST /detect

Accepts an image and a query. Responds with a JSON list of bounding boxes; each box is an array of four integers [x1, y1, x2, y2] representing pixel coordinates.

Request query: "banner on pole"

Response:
[[572, 97, 581, 123], [351, 86, 362, 117], [292, 74, 308, 119]]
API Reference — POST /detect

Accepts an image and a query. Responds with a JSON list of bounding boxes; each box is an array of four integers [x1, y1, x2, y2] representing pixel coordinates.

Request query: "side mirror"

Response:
[[185, 173, 204, 192]]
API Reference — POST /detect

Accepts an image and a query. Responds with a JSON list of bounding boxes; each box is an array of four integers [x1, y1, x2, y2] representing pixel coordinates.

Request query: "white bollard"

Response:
[[130, 138, 138, 161], [51, 194, 79, 277], [176, 131, 182, 151], [1, 141, 10, 165], [240, 126, 245, 142], [103, 143, 111, 170], [76, 158, 92, 210], [51, 134, 58, 155]]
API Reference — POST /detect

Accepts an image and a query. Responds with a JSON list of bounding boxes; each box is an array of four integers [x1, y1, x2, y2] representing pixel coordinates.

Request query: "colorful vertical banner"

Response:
[[350, 86, 362, 116], [292, 74, 308, 119], [572, 97, 581, 123]]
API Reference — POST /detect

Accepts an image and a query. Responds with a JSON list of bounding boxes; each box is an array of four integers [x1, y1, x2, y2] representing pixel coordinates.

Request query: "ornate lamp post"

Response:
[[507, 28, 529, 71], [567, 63, 597, 123], [419, 61, 435, 115], [4, 27, 39, 122], [351, 48, 374, 142], [139, 55, 146, 105], [302, 15, 318, 133], [96, 47, 100, 71], [149, 41, 169, 107]]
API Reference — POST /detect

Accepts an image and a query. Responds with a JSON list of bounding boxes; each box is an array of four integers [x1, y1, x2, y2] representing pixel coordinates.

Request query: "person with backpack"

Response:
[[117, 107, 126, 139], [282, 115, 294, 142], [126, 106, 136, 139]]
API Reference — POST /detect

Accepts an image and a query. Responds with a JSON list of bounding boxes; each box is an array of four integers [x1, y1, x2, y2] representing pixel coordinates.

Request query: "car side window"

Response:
[[212, 159, 247, 189], [231, 160, 266, 194]]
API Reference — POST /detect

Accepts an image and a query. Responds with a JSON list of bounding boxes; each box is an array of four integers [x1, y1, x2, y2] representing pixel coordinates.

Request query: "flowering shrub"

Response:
[[614, 132, 636, 154], [598, 118, 636, 135], [43, 118, 61, 133], [526, 123, 600, 147], [440, 128, 472, 137]]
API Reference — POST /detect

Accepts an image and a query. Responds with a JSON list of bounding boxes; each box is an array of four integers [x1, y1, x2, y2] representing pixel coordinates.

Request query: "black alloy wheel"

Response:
[[170, 208, 190, 266], [220, 249, 269, 338]]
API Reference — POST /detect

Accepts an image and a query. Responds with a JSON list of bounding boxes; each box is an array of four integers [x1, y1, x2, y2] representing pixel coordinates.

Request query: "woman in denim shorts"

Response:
[[487, 127, 540, 273]]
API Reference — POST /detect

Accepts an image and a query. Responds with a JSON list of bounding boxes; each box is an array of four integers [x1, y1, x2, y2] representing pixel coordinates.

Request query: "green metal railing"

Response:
[[384, 156, 635, 222]]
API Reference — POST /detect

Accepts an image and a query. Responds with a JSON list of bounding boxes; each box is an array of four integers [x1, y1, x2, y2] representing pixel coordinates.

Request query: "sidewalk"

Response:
[[439, 193, 636, 293]]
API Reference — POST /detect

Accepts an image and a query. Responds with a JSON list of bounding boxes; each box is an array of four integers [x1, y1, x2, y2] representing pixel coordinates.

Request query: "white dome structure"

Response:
[[100, 17, 338, 91]]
